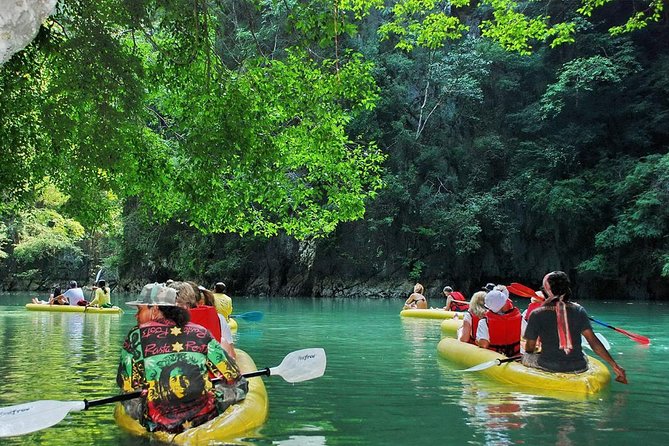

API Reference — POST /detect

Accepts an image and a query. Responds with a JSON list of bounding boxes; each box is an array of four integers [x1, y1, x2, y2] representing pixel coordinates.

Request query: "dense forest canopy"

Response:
[[1, 0, 668, 298]]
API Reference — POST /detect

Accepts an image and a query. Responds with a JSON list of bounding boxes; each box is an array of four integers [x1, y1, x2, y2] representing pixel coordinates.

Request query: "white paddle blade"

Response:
[[596, 332, 611, 350], [0, 400, 85, 437], [269, 348, 326, 383], [457, 359, 499, 372], [582, 333, 611, 351]]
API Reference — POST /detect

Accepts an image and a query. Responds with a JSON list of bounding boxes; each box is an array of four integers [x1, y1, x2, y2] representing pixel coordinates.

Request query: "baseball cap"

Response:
[[484, 290, 507, 313], [126, 283, 178, 307]]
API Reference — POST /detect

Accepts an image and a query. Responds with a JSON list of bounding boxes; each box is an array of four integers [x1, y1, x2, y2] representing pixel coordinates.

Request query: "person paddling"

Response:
[[117, 283, 248, 433], [212, 282, 233, 321], [88, 280, 112, 308], [522, 271, 627, 384]]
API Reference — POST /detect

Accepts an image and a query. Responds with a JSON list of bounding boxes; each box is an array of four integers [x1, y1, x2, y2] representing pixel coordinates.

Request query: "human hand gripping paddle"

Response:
[[0, 348, 326, 438], [507, 282, 650, 345]]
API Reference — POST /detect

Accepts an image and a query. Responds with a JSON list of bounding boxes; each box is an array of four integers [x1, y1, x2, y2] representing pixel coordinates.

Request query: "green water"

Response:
[[0, 292, 667, 445]]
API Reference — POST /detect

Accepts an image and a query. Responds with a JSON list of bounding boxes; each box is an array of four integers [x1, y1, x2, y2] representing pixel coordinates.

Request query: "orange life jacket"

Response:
[[485, 307, 522, 357], [189, 306, 222, 342], [467, 311, 481, 345], [449, 291, 469, 311]]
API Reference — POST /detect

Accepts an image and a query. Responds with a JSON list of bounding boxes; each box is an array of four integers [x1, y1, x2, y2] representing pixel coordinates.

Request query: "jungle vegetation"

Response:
[[1, 0, 667, 299]]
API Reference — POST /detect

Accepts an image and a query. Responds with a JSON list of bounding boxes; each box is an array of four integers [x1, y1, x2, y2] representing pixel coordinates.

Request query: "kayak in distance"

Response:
[[437, 337, 611, 397], [25, 303, 123, 314], [114, 348, 268, 445], [400, 308, 466, 320]]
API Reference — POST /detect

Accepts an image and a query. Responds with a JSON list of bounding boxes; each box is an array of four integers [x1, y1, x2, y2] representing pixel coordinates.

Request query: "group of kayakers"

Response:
[[32, 280, 111, 307], [404, 273, 628, 384], [117, 280, 242, 434]]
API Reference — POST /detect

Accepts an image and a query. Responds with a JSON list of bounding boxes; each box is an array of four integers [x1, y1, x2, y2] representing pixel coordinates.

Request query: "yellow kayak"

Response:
[[25, 303, 123, 314], [440, 318, 463, 337], [437, 337, 611, 396], [400, 308, 465, 319], [114, 348, 268, 445]]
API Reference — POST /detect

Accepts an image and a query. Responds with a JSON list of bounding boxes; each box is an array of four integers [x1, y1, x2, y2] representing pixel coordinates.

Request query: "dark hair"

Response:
[[443, 286, 453, 293], [53, 286, 62, 296], [200, 289, 215, 306], [160, 306, 191, 328], [214, 282, 226, 293], [69, 280, 77, 288], [98, 280, 109, 295], [545, 271, 572, 301]]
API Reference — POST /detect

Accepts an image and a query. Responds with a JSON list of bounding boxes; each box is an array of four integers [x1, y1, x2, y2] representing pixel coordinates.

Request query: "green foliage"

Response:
[[578, 0, 664, 35], [11, 187, 86, 282], [540, 41, 640, 118]]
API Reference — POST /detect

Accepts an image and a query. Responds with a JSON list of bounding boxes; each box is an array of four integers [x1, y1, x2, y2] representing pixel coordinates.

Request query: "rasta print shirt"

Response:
[[116, 319, 243, 433]]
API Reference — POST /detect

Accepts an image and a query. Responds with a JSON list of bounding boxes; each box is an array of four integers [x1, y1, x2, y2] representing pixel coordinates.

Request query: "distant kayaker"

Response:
[[476, 289, 522, 357], [63, 280, 88, 306], [458, 291, 487, 344], [117, 283, 248, 433], [443, 286, 469, 311], [403, 283, 428, 309], [32, 286, 68, 305], [212, 281, 233, 321], [522, 271, 627, 384], [88, 279, 112, 308]]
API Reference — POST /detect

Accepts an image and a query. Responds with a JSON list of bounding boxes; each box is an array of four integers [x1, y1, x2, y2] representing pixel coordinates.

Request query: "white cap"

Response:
[[485, 290, 507, 313]]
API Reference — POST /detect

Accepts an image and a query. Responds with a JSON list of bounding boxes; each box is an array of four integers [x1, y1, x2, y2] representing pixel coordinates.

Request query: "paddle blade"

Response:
[[0, 400, 85, 437], [231, 311, 264, 322], [615, 327, 651, 345], [508, 283, 537, 298], [456, 355, 520, 372], [457, 359, 500, 372], [269, 348, 327, 383], [582, 333, 611, 351]]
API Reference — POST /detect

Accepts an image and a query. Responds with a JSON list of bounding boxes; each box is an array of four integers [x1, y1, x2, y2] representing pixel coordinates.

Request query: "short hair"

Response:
[[443, 286, 453, 293], [544, 271, 572, 301], [214, 282, 226, 293], [169, 281, 198, 309]]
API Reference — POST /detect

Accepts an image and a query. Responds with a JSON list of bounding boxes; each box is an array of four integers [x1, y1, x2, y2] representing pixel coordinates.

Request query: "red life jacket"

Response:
[[449, 291, 469, 311], [524, 301, 543, 321], [189, 306, 222, 342], [485, 307, 522, 357], [467, 311, 481, 345]]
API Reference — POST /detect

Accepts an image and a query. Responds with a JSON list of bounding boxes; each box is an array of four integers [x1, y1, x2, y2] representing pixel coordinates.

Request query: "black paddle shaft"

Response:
[[83, 368, 269, 409]]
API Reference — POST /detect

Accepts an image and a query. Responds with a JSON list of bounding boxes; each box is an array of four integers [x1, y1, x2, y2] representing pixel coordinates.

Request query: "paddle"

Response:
[[509, 282, 650, 345], [0, 347, 326, 438], [589, 317, 651, 345], [507, 282, 538, 298], [581, 332, 611, 351], [457, 355, 521, 372], [230, 311, 264, 322]]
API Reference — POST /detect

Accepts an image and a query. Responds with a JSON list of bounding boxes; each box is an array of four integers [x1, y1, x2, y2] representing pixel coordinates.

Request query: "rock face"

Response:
[[0, 0, 57, 64]]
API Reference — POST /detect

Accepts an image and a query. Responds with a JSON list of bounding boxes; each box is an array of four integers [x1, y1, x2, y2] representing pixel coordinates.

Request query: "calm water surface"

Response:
[[0, 292, 667, 445]]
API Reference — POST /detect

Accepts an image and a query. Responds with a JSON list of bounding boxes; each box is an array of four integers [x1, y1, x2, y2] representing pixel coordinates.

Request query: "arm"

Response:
[[459, 320, 471, 343], [582, 328, 627, 383], [524, 339, 537, 353], [475, 320, 490, 349], [444, 296, 453, 311], [218, 315, 236, 359]]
